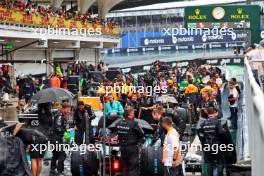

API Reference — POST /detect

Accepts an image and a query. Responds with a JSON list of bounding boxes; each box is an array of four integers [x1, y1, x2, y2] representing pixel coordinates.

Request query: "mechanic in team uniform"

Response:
[[50, 102, 71, 176], [73, 101, 96, 145], [197, 102, 226, 176], [115, 106, 145, 176]]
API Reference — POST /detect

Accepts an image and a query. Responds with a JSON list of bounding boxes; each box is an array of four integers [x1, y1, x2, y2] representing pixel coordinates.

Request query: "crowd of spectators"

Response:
[[0, 0, 118, 27]]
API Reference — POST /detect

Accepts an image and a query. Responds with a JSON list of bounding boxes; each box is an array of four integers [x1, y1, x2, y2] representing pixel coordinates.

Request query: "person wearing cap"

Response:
[[50, 102, 71, 176], [73, 101, 96, 145], [162, 117, 182, 176]]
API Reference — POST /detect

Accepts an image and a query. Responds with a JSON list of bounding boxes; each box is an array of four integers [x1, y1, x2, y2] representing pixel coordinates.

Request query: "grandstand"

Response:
[[0, 0, 124, 76], [105, 0, 264, 50]]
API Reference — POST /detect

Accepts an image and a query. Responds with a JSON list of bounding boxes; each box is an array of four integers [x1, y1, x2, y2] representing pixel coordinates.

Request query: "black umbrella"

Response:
[[156, 95, 178, 104], [30, 88, 74, 104], [108, 118, 153, 131]]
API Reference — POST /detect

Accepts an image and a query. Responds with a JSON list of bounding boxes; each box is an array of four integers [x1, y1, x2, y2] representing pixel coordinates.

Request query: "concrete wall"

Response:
[[14, 49, 47, 77], [78, 48, 97, 64], [7, 48, 98, 77], [53, 50, 75, 59]]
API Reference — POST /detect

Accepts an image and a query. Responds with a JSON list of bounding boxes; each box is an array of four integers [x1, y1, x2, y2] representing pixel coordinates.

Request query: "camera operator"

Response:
[[50, 102, 71, 176], [197, 103, 225, 176], [115, 106, 145, 176], [73, 101, 96, 145]]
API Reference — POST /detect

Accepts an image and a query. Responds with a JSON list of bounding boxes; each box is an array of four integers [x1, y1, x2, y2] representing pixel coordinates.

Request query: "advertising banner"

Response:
[[141, 30, 246, 47]]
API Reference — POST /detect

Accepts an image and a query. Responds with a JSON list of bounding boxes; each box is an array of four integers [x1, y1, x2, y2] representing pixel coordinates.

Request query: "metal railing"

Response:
[[244, 58, 264, 176]]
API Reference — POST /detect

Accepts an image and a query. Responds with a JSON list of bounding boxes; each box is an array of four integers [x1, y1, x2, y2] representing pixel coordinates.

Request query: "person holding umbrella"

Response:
[[30, 103, 52, 176]]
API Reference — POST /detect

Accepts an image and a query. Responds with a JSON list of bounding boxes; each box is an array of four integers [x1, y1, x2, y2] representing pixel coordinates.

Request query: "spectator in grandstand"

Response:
[[0, 0, 118, 29]]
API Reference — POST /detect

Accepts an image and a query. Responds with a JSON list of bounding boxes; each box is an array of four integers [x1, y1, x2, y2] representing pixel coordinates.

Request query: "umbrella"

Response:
[[30, 88, 74, 104], [156, 95, 178, 104], [108, 118, 153, 131]]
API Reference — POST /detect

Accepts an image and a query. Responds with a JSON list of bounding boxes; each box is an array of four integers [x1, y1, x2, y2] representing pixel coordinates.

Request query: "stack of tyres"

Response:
[[71, 148, 98, 176], [140, 146, 164, 176]]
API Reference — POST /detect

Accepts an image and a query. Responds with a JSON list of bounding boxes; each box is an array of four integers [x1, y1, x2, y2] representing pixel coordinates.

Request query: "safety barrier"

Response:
[[244, 58, 264, 176]]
